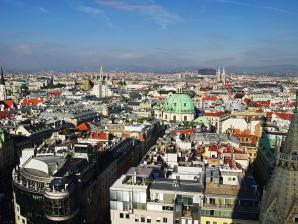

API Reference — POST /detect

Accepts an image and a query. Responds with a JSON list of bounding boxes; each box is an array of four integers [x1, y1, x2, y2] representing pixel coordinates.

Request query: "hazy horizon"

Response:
[[1, 0, 298, 71]]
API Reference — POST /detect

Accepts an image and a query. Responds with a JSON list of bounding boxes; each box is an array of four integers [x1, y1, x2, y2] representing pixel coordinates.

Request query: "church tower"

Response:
[[260, 91, 298, 224], [216, 67, 221, 82], [222, 67, 226, 85], [0, 67, 7, 101], [99, 65, 104, 81]]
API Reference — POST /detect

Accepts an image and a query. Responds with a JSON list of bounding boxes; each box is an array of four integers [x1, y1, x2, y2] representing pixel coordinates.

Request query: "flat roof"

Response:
[[151, 179, 204, 194], [126, 167, 153, 177]]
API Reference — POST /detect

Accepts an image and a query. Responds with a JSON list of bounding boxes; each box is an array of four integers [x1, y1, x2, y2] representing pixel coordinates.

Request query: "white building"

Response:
[[110, 167, 204, 224]]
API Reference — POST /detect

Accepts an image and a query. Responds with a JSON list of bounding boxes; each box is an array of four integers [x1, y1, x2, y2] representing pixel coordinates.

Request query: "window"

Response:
[[163, 217, 168, 223], [213, 222, 217, 224], [175, 219, 180, 223], [141, 217, 145, 222], [162, 206, 173, 211], [184, 116, 187, 121], [206, 222, 210, 224], [156, 218, 161, 222], [135, 218, 139, 222], [147, 218, 151, 223], [120, 213, 124, 218], [126, 214, 130, 219]]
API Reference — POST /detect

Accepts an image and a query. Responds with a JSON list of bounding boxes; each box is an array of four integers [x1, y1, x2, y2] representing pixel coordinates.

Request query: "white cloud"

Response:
[[96, 0, 181, 28], [207, 0, 298, 16], [77, 5, 114, 28], [39, 7, 47, 13]]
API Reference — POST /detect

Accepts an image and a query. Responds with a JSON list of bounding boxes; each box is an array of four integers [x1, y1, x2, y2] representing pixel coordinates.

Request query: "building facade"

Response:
[[110, 167, 204, 224]]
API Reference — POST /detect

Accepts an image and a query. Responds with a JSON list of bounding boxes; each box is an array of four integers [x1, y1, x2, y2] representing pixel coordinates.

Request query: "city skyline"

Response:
[[1, 0, 298, 71]]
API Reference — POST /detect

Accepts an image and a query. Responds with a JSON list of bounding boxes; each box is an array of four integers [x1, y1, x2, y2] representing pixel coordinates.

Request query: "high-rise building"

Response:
[[0, 67, 7, 101], [260, 91, 298, 224]]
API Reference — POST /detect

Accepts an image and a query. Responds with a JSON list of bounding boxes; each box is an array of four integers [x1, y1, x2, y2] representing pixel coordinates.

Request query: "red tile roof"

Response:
[[204, 112, 226, 117], [3, 100, 15, 108], [267, 112, 293, 121], [76, 122, 90, 131], [48, 91, 62, 97], [170, 129, 195, 135], [90, 131, 109, 140], [202, 97, 217, 101], [21, 98, 45, 106]]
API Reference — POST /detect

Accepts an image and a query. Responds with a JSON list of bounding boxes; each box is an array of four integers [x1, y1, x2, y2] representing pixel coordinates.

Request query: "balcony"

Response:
[[203, 203, 259, 212]]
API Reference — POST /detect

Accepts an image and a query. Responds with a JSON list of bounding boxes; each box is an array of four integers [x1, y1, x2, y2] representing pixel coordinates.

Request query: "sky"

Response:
[[1, 0, 298, 71]]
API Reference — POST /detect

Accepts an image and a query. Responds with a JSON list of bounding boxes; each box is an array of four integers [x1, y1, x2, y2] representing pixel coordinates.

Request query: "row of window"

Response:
[[119, 213, 169, 223]]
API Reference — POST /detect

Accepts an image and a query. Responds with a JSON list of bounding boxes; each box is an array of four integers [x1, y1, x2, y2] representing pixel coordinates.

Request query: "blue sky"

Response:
[[1, 0, 298, 71]]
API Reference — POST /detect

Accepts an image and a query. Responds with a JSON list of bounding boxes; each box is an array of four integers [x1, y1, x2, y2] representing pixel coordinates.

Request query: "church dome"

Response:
[[163, 93, 195, 114]]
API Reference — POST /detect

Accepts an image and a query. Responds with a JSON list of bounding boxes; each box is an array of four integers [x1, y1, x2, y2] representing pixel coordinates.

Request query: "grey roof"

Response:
[[23, 122, 53, 134], [151, 179, 204, 193], [281, 90, 298, 155], [126, 167, 153, 177]]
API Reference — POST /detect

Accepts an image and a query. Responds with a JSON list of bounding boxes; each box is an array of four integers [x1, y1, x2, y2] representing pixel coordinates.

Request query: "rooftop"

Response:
[[151, 179, 204, 194]]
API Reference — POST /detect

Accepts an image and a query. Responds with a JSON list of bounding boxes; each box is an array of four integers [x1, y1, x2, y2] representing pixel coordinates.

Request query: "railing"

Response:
[[203, 203, 259, 211]]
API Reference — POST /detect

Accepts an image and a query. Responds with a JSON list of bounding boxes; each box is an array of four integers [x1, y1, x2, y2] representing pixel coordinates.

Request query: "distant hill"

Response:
[[228, 64, 298, 73], [112, 64, 298, 74], [7, 64, 298, 74], [198, 68, 216, 75]]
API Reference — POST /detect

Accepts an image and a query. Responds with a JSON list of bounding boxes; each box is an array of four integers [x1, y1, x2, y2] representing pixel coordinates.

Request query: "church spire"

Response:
[[280, 90, 298, 155], [100, 65, 104, 81], [222, 67, 226, 85], [0, 66, 5, 85]]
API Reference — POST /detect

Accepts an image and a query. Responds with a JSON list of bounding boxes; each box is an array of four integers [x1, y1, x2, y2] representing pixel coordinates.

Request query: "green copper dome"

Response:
[[163, 93, 195, 114]]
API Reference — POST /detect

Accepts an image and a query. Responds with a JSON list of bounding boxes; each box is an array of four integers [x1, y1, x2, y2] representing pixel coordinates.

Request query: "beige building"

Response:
[[201, 169, 259, 224]]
